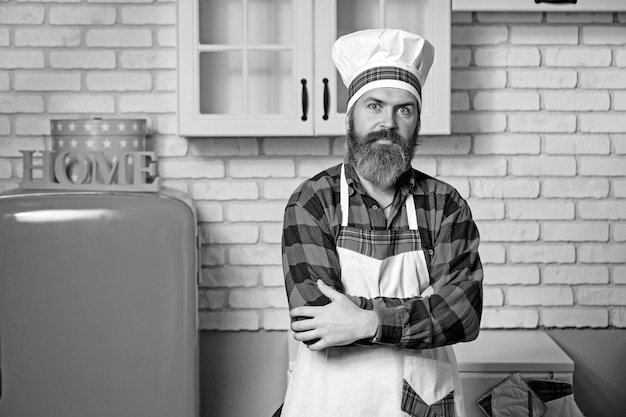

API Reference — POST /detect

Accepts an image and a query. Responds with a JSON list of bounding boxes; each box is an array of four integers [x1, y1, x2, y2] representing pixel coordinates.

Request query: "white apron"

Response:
[[282, 164, 466, 417]]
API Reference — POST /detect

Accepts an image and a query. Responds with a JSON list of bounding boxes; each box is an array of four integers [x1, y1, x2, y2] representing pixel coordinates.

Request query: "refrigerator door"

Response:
[[0, 190, 198, 417]]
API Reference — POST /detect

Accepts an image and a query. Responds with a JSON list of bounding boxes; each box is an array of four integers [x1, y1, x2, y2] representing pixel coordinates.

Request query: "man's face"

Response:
[[347, 87, 420, 189]]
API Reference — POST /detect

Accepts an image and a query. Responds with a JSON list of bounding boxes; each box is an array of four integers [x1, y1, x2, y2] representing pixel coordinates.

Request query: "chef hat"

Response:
[[332, 28, 434, 112]]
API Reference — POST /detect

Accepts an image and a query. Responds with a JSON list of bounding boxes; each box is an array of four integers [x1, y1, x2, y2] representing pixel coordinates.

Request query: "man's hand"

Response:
[[289, 280, 378, 351]]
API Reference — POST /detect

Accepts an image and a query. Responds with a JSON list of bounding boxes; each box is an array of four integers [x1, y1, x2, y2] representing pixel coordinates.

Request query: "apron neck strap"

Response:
[[340, 164, 418, 230]]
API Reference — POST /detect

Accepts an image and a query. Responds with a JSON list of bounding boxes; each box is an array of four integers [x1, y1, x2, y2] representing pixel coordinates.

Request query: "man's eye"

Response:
[[368, 103, 380, 110], [398, 107, 411, 115]]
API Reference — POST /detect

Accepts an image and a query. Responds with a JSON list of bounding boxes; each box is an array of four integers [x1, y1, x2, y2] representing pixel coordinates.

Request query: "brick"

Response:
[[332, 137, 346, 155], [228, 244, 282, 265], [483, 288, 504, 307], [228, 203, 285, 223], [14, 71, 81, 91], [0, 51, 45, 69], [263, 179, 302, 200], [261, 224, 282, 244], [0, 28, 8, 46], [509, 244, 575, 263], [229, 159, 295, 178], [451, 92, 470, 111], [202, 224, 259, 244], [120, 51, 176, 69], [542, 178, 609, 198], [86, 29, 152, 47], [87, 72, 152, 91], [440, 157, 506, 177], [474, 91, 540, 111], [452, 26, 508, 45], [194, 179, 259, 201], [191, 138, 258, 157], [611, 309, 626, 328], [438, 177, 470, 198], [543, 48, 611, 67], [201, 245, 227, 266], [474, 134, 540, 155], [0, 117, 9, 135], [483, 266, 540, 285], [476, 12, 542, 23], [583, 26, 626, 45], [262, 266, 285, 287], [578, 244, 626, 263], [466, 199, 504, 220], [451, 48, 471, 68], [510, 156, 576, 176], [120, 93, 176, 113], [155, 71, 176, 91], [610, 134, 626, 155], [579, 201, 626, 220], [543, 222, 609, 242], [48, 94, 114, 113], [579, 157, 626, 176], [478, 244, 506, 264], [543, 266, 609, 285], [512, 26, 578, 45], [152, 136, 188, 157], [509, 113, 576, 133], [298, 157, 343, 178], [577, 287, 626, 306], [452, 69, 507, 89], [451, 113, 506, 133], [508, 286, 573, 306], [541, 309, 608, 328], [0, 137, 45, 157], [229, 288, 287, 309], [546, 13, 613, 24], [122, 5, 176, 24], [198, 289, 227, 310], [579, 70, 626, 89], [474, 47, 540, 67], [616, 93, 626, 111], [543, 91, 609, 111], [471, 179, 540, 199], [0, 94, 44, 113], [478, 221, 539, 242], [161, 160, 224, 180], [263, 309, 290, 330], [15, 28, 81, 47], [199, 311, 259, 331], [615, 180, 626, 197], [15, 116, 50, 135], [157, 28, 176, 47], [418, 136, 471, 155], [509, 69, 577, 89], [617, 50, 626, 67], [194, 202, 224, 223], [159, 179, 187, 195], [412, 158, 438, 178], [264, 138, 330, 156], [49, 6, 116, 25], [50, 51, 116, 69], [0, 5, 44, 24], [480, 308, 539, 329], [614, 266, 626, 284], [543, 134, 610, 155], [508, 200, 574, 220], [0, 160, 11, 179]]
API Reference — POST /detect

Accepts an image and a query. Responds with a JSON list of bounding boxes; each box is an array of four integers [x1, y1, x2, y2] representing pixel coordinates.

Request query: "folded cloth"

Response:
[[478, 373, 546, 417]]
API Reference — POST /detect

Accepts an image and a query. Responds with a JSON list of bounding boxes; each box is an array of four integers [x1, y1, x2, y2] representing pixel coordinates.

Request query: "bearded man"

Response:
[[280, 29, 483, 417]]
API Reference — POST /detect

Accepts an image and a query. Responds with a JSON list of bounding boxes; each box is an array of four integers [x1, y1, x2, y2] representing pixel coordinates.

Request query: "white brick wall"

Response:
[[0, 4, 624, 331]]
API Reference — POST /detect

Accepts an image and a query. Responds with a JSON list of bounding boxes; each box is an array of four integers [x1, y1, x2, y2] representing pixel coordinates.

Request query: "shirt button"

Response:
[[372, 204, 379, 210]]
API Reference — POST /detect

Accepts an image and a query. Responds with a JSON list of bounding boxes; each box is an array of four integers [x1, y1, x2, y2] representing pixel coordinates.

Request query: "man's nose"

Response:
[[380, 109, 397, 130]]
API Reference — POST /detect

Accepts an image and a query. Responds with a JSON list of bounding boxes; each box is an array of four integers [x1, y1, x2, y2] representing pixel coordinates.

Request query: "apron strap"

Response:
[[341, 163, 418, 230]]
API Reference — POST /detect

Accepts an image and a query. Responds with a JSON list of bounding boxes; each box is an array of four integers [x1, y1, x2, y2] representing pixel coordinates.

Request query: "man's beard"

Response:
[[347, 120, 418, 189]]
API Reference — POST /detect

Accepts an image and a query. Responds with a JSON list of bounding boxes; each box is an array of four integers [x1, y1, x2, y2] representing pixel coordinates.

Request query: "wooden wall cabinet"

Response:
[[178, 0, 451, 137]]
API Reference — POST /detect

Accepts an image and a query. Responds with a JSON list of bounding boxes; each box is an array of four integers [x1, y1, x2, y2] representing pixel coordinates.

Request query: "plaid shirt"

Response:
[[282, 162, 483, 349]]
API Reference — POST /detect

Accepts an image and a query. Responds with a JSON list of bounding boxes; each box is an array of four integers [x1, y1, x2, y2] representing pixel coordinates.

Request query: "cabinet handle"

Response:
[[322, 78, 329, 120], [301, 79, 308, 121], [535, 0, 577, 4]]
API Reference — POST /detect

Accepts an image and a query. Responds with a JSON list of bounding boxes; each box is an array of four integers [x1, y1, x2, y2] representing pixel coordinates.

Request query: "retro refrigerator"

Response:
[[0, 189, 199, 417]]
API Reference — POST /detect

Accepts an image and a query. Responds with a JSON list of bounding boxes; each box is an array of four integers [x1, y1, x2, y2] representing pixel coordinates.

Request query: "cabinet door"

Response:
[[314, 0, 451, 136], [178, 0, 314, 136]]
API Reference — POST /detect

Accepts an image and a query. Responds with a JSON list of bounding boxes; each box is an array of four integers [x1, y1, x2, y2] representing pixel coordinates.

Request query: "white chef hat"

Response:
[[332, 28, 434, 112]]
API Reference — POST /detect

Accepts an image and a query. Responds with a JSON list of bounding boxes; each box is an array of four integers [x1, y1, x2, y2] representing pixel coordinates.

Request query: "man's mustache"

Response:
[[364, 129, 403, 144]]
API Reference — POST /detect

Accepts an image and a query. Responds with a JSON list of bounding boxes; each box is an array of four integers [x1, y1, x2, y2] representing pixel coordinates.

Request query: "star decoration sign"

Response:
[[20, 119, 159, 192]]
